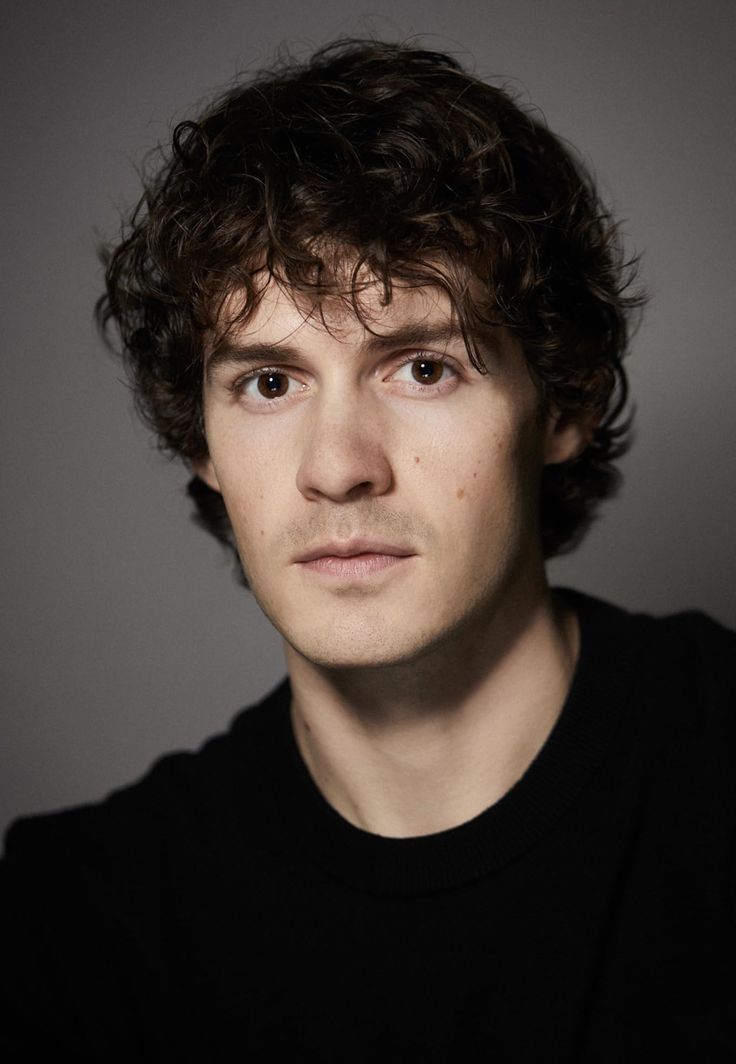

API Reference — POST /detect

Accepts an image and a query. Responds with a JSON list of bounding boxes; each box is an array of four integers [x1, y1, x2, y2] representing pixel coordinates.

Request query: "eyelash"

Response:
[[230, 354, 460, 408]]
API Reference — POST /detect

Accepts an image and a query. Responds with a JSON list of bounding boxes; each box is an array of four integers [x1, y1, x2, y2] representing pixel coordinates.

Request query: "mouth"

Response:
[[294, 539, 416, 579]]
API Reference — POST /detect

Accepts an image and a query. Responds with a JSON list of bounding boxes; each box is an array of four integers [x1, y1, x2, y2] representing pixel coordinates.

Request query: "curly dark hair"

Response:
[[97, 37, 643, 579]]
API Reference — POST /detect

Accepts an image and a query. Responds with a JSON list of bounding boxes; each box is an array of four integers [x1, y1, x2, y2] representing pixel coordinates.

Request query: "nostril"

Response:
[[345, 481, 377, 500]]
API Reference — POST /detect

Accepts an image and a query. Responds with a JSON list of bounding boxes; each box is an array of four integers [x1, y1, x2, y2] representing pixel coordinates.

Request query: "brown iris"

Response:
[[257, 372, 289, 398], [412, 359, 443, 384]]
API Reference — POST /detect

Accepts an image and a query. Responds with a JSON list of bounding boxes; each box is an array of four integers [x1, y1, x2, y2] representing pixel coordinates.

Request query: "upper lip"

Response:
[[295, 539, 416, 563]]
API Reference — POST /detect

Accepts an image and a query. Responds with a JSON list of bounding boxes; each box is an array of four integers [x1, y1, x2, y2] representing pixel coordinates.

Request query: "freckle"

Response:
[[414, 456, 421, 464], [456, 488, 465, 500]]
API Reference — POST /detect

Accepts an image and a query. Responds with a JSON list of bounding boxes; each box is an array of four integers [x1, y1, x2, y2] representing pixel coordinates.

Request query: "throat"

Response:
[[286, 593, 579, 838]]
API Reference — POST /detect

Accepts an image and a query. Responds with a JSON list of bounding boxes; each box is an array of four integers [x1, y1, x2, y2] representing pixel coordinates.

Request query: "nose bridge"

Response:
[[296, 377, 392, 501]]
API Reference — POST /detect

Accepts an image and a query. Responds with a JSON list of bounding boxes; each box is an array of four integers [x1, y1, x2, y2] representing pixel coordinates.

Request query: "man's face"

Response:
[[197, 273, 580, 671]]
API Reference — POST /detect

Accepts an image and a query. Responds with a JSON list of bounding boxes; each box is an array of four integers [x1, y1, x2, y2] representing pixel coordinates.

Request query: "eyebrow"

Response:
[[205, 322, 474, 383]]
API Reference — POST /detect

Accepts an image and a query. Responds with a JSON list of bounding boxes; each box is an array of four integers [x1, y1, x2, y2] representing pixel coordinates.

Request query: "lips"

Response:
[[294, 539, 415, 563], [295, 536, 419, 578]]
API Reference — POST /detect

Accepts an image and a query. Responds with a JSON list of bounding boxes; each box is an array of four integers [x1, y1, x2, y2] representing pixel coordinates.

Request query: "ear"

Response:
[[192, 455, 222, 493], [543, 408, 594, 466]]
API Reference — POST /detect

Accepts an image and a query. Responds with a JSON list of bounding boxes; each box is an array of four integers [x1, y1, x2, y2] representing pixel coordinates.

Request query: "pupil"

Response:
[[259, 372, 286, 397], [413, 360, 441, 383]]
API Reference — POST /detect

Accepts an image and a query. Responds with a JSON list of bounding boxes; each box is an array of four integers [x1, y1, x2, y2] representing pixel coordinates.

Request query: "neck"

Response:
[[285, 574, 579, 838]]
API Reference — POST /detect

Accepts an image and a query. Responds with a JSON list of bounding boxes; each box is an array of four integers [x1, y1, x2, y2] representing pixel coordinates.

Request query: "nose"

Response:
[[295, 389, 394, 503]]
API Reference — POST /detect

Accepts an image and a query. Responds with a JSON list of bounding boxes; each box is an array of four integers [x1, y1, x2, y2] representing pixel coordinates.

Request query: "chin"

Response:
[[284, 620, 437, 672], [288, 641, 416, 672]]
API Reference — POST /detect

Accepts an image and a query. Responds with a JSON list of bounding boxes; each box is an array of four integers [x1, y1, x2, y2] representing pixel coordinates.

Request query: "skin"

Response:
[[196, 270, 587, 838]]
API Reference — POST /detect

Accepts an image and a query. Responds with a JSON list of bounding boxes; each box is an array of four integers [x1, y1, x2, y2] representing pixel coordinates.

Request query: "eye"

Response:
[[235, 368, 304, 406], [390, 355, 458, 390]]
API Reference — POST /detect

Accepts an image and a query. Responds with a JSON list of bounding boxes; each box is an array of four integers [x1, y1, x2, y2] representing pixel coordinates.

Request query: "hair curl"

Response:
[[97, 37, 644, 580]]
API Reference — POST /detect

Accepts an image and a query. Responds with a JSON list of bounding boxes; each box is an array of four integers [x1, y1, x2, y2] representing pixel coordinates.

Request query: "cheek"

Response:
[[209, 448, 277, 551], [412, 418, 541, 538], [209, 415, 280, 494]]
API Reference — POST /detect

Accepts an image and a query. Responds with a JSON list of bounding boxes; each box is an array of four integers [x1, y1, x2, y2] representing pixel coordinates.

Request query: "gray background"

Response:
[[2, 0, 734, 840]]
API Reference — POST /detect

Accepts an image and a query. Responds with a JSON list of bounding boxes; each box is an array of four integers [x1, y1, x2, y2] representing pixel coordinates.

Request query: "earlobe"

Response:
[[192, 456, 222, 493]]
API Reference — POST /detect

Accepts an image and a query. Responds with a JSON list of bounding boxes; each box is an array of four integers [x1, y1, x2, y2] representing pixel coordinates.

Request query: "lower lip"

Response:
[[298, 553, 413, 578]]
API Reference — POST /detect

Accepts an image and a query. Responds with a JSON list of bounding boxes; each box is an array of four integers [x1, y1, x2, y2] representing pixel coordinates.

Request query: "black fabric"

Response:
[[2, 589, 736, 1061]]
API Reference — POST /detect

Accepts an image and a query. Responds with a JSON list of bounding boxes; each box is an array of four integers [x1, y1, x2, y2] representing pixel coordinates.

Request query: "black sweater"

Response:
[[2, 589, 736, 1061]]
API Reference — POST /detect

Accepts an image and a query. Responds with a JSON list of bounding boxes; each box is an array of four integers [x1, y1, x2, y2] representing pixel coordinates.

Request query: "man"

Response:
[[2, 37, 735, 1061]]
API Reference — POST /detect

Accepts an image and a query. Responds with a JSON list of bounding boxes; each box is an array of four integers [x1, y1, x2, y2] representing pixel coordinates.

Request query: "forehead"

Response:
[[217, 268, 466, 350]]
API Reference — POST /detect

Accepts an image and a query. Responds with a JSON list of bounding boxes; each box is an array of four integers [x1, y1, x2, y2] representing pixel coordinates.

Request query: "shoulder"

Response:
[[557, 587, 736, 766], [638, 604, 736, 750], [2, 677, 291, 873], [573, 589, 736, 793], [0, 679, 291, 1056], [560, 586, 735, 684], [628, 599, 735, 707]]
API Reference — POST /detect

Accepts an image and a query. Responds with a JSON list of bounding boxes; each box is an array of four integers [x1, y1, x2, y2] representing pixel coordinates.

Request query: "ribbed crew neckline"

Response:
[[245, 589, 648, 897]]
